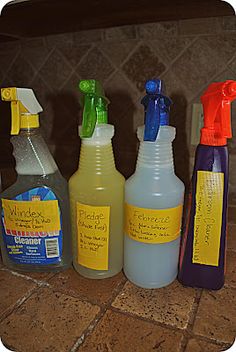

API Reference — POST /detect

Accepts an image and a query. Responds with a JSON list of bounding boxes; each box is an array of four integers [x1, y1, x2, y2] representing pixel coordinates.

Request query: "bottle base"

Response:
[[124, 269, 177, 289], [73, 261, 122, 279], [178, 275, 224, 291], [2, 260, 72, 273]]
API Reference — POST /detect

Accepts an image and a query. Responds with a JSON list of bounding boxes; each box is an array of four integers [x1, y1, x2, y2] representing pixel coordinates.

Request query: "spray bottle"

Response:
[[69, 80, 125, 279], [0, 87, 72, 272], [178, 80, 236, 290], [124, 79, 185, 288]]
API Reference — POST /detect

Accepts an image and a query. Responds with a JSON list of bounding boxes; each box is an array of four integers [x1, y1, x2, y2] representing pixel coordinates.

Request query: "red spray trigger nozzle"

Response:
[[225, 81, 236, 96], [200, 80, 236, 146]]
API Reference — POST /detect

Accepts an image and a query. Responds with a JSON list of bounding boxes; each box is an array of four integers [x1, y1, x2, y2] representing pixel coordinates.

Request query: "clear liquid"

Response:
[[69, 143, 125, 279], [0, 171, 72, 272], [124, 126, 185, 288]]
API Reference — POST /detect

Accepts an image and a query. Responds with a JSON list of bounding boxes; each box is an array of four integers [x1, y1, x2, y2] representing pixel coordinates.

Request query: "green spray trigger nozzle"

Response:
[[79, 80, 109, 138]]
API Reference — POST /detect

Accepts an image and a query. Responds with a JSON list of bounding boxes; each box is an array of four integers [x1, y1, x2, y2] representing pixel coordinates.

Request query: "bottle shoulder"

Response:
[[1, 172, 68, 200], [125, 172, 185, 202]]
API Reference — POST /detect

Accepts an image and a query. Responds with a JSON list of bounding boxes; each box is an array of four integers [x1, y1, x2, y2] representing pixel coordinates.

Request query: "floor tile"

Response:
[[0, 287, 100, 352], [112, 280, 196, 329], [0, 270, 36, 318], [225, 251, 236, 288], [227, 224, 236, 252], [185, 338, 229, 352], [193, 287, 236, 344], [49, 267, 126, 306], [79, 309, 183, 352]]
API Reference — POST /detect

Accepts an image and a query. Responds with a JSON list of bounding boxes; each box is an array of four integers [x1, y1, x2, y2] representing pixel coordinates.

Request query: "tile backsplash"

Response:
[[0, 16, 236, 203]]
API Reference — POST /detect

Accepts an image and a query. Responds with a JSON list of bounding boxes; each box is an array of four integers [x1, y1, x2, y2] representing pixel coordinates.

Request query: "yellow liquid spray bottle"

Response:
[[69, 80, 125, 279]]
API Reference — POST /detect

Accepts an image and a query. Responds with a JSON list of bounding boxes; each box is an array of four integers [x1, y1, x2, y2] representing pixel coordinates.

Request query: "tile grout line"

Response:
[[0, 284, 42, 324], [187, 52, 236, 105], [179, 289, 203, 352], [110, 300, 195, 335], [69, 276, 128, 352], [103, 40, 141, 86], [0, 266, 57, 286]]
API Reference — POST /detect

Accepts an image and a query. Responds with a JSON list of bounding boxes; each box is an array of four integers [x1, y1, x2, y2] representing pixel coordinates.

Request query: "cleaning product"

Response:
[[124, 79, 185, 288], [178, 80, 236, 290], [0, 87, 72, 272], [69, 80, 125, 279]]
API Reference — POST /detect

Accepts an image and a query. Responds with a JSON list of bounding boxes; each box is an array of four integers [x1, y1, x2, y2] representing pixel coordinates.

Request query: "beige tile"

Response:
[[38, 48, 73, 90], [20, 37, 50, 71], [222, 16, 236, 31], [122, 43, 166, 92], [179, 18, 221, 35], [104, 25, 137, 41], [79, 309, 183, 352], [7, 53, 36, 87], [0, 270, 36, 317], [171, 35, 236, 101], [49, 267, 126, 306], [112, 280, 196, 329], [73, 29, 103, 44], [138, 21, 178, 38], [0, 287, 100, 352], [185, 338, 229, 352], [225, 251, 236, 288], [148, 37, 194, 64], [98, 41, 138, 68], [227, 224, 236, 251], [193, 287, 236, 344], [77, 46, 115, 83]]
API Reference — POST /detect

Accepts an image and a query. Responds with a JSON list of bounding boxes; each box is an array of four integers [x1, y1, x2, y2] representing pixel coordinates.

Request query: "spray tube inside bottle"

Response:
[[178, 80, 236, 290]]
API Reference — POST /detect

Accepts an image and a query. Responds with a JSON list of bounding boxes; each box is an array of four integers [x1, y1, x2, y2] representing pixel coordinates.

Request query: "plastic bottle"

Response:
[[124, 79, 185, 288], [0, 87, 72, 272], [69, 80, 124, 279], [178, 80, 236, 290]]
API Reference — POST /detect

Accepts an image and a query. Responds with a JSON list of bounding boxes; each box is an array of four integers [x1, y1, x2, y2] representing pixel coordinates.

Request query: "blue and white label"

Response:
[[1, 187, 63, 265]]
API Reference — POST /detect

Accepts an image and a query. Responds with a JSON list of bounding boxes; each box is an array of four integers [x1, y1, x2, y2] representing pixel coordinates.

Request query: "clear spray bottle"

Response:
[[124, 79, 185, 288], [0, 87, 72, 272]]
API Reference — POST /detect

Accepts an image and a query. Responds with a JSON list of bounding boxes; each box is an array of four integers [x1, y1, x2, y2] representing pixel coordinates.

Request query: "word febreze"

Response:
[[133, 211, 170, 224]]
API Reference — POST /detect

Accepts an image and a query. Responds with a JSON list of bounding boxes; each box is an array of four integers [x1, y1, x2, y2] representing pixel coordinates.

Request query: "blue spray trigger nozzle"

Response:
[[142, 79, 172, 142]]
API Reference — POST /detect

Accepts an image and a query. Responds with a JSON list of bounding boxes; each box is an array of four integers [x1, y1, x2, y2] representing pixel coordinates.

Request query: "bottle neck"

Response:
[[11, 128, 58, 176], [136, 141, 174, 175], [78, 140, 116, 175]]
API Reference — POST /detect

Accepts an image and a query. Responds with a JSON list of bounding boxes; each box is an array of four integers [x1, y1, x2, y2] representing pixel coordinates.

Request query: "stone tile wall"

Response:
[[0, 16, 236, 203]]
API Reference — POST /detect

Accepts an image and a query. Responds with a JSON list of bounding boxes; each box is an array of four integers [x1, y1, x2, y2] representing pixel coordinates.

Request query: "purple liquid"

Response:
[[178, 145, 228, 290]]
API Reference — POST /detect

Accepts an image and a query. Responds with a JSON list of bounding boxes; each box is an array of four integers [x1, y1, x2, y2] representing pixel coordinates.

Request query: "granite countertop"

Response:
[[0, 207, 235, 352]]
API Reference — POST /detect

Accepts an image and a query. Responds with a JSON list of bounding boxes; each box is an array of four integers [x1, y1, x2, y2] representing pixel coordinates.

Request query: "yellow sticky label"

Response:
[[2, 199, 61, 233], [77, 202, 110, 270], [192, 171, 224, 266], [124, 203, 183, 244]]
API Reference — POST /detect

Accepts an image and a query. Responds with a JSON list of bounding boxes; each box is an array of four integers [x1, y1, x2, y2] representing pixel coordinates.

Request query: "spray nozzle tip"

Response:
[[226, 81, 236, 96], [79, 80, 95, 94], [1, 87, 17, 101], [145, 79, 162, 94]]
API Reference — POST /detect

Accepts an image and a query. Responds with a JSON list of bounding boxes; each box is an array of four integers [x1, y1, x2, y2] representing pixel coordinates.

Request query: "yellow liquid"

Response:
[[69, 142, 125, 279]]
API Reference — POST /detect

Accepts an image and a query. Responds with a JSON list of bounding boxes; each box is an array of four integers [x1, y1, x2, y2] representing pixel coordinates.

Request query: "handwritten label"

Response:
[[124, 203, 183, 244], [2, 199, 61, 233], [77, 202, 110, 270], [192, 171, 224, 266]]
